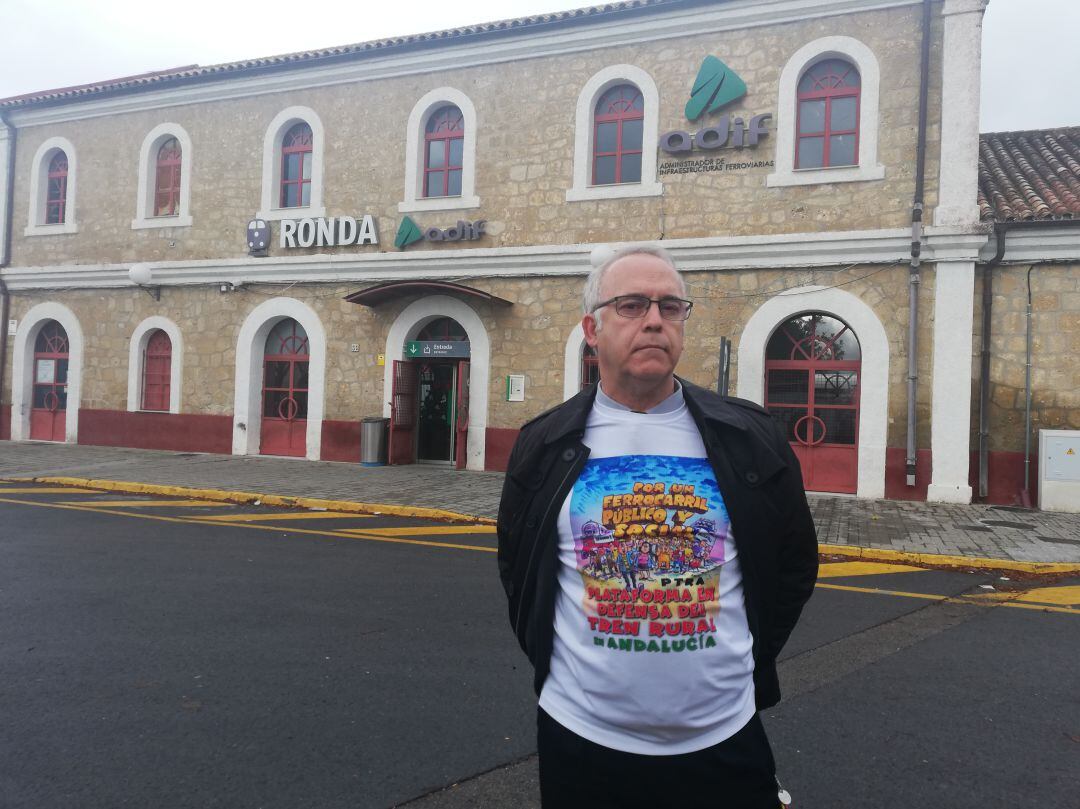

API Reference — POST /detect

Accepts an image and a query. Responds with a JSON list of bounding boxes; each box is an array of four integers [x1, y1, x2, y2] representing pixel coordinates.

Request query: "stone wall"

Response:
[[2, 261, 936, 451], [976, 263, 1080, 451], [8, 4, 940, 268]]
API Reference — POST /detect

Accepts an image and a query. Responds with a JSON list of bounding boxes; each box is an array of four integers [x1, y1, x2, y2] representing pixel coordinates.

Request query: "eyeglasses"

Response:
[[592, 295, 694, 321]]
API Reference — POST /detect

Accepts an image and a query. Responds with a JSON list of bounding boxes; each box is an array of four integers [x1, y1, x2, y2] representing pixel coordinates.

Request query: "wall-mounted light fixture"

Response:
[[129, 263, 160, 301]]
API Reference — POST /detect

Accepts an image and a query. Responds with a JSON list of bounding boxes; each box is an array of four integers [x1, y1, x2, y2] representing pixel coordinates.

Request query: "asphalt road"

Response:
[[0, 483, 1076, 809]]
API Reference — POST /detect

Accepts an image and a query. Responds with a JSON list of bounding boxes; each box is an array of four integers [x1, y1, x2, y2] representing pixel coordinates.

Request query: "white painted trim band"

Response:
[[0, 228, 994, 291]]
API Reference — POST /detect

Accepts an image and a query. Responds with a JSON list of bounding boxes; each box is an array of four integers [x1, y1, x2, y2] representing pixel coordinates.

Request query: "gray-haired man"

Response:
[[497, 246, 817, 807]]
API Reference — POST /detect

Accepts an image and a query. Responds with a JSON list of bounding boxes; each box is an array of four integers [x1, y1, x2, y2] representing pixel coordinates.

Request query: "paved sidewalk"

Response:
[[2, 441, 1079, 566]]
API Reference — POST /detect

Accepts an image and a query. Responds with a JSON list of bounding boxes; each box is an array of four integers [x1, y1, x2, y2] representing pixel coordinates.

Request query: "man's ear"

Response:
[[582, 314, 600, 347]]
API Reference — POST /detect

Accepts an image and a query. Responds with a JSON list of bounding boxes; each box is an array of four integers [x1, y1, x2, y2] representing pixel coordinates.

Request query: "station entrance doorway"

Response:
[[389, 317, 470, 468]]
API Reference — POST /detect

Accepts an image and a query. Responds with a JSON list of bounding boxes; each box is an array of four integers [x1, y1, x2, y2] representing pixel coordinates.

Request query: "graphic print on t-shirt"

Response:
[[569, 454, 731, 654]]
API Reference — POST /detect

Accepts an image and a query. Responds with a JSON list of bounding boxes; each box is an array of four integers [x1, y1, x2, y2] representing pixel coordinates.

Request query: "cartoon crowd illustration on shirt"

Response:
[[568, 455, 733, 654]]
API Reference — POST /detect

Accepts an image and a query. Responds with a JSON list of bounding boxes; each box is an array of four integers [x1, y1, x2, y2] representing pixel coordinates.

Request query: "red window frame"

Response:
[[263, 319, 310, 423], [423, 106, 464, 199], [154, 138, 182, 217], [142, 330, 172, 411], [592, 84, 644, 186], [795, 59, 861, 169], [45, 151, 68, 225], [32, 321, 69, 413], [279, 123, 313, 209]]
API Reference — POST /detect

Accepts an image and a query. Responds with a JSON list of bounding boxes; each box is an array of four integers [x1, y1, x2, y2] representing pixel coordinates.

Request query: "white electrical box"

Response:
[[1038, 429, 1080, 513]]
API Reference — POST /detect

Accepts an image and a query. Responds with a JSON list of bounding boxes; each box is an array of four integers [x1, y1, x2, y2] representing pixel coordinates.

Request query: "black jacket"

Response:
[[496, 378, 818, 709]]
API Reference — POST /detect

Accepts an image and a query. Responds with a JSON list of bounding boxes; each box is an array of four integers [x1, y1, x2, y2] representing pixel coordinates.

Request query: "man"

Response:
[[497, 245, 817, 808]]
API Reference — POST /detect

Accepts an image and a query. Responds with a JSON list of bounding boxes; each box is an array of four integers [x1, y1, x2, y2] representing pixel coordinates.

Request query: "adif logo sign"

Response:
[[659, 56, 772, 155], [685, 56, 747, 121]]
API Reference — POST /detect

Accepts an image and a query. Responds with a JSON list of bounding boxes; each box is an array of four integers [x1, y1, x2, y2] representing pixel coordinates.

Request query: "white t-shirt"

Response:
[[538, 385, 756, 755]]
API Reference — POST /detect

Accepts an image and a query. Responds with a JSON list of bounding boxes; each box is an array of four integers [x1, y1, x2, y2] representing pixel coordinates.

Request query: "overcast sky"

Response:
[[1, 0, 1076, 132]]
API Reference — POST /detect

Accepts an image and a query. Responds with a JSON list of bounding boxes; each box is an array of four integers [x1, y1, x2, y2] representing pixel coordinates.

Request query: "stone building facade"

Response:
[[2, 0, 1075, 506]]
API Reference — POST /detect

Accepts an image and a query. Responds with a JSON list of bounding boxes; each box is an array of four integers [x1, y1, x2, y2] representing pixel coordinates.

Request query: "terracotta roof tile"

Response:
[[979, 127, 1080, 222], [0, 0, 679, 109]]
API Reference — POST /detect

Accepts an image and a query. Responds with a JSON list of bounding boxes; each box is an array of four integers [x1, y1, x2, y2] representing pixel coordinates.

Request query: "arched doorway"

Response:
[[260, 318, 309, 457], [390, 317, 470, 468], [30, 321, 69, 441], [765, 313, 861, 494]]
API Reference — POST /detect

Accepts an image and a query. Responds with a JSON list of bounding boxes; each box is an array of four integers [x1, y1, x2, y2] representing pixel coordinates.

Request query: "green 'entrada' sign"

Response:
[[685, 56, 747, 121]]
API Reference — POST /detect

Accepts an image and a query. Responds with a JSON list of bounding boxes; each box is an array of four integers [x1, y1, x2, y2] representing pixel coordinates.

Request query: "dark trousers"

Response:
[[537, 707, 779, 809]]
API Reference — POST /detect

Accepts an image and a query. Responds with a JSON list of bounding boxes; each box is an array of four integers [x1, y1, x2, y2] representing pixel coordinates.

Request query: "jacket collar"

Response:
[[543, 376, 748, 445]]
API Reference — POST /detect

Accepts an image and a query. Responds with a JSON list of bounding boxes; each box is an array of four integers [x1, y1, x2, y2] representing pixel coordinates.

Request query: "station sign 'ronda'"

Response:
[[245, 216, 381, 256], [658, 56, 774, 175]]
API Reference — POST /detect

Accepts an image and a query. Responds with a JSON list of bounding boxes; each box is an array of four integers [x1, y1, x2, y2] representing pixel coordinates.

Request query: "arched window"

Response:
[[141, 330, 172, 411], [581, 344, 599, 390], [593, 84, 644, 185], [280, 123, 313, 209], [45, 152, 69, 225], [424, 106, 464, 198], [154, 138, 182, 217], [796, 59, 860, 169], [416, 317, 469, 342]]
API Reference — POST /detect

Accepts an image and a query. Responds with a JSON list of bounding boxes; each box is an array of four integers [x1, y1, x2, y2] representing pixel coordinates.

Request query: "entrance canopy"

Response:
[[345, 281, 513, 308]]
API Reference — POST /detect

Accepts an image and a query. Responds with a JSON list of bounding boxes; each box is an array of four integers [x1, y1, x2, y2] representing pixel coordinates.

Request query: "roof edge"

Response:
[[1, 0, 705, 111]]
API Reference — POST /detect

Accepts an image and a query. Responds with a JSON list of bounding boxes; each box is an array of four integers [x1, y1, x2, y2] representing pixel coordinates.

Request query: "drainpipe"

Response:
[[977, 223, 1008, 499], [0, 110, 15, 426], [1021, 264, 1035, 508], [905, 0, 933, 487]]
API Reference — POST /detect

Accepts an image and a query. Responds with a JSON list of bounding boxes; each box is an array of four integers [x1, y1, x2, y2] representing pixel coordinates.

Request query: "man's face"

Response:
[[583, 254, 686, 390]]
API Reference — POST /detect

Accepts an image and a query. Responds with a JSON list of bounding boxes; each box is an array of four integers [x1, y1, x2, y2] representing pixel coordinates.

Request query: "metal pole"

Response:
[[1022, 266, 1035, 507], [717, 337, 730, 397]]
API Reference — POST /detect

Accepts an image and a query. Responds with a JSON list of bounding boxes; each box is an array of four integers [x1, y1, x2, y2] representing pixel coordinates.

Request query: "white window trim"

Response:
[[766, 36, 885, 188], [399, 88, 480, 213], [257, 106, 326, 222], [127, 316, 183, 414], [563, 322, 587, 401], [737, 285, 889, 499], [233, 297, 326, 461], [131, 123, 194, 230], [25, 137, 78, 236], [566, 64, 663, 202], [10, 302, 84, 442], [382, 295, 490, 471]]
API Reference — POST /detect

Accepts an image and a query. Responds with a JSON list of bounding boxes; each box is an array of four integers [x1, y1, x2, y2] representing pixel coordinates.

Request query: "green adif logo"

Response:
[[394, 215, 487, 250], [685, 56, 747, 121], [394, 216, 425, 249]]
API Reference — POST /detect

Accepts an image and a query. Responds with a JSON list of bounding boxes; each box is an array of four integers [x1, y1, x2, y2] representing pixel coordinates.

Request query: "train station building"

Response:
[[1, 0, 1078, 505]]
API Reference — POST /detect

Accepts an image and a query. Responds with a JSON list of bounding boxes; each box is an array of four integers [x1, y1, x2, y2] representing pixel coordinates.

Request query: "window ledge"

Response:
[[398, 195, 481, 214], [766, 164, 885, 188], [24, 222, 78, 237], [131, 215, 193, 230], [255, 206, 327, 222], [565, 182, 663, 202]]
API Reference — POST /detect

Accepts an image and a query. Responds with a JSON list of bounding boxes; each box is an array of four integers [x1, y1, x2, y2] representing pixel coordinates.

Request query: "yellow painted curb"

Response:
[[818, 542, 1080, 576], [4, 476, 497, 526]]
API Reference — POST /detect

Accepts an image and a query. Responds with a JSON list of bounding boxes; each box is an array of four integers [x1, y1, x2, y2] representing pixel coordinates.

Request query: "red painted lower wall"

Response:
[[78, 409, 232, 454], [485, 427, 518, 472], [878, 447, 1035, 505], [321, 420, 362, 463], [884, 447, 933, 501], [969, 449, 1038, 506], [1, 404, 10, 440]]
